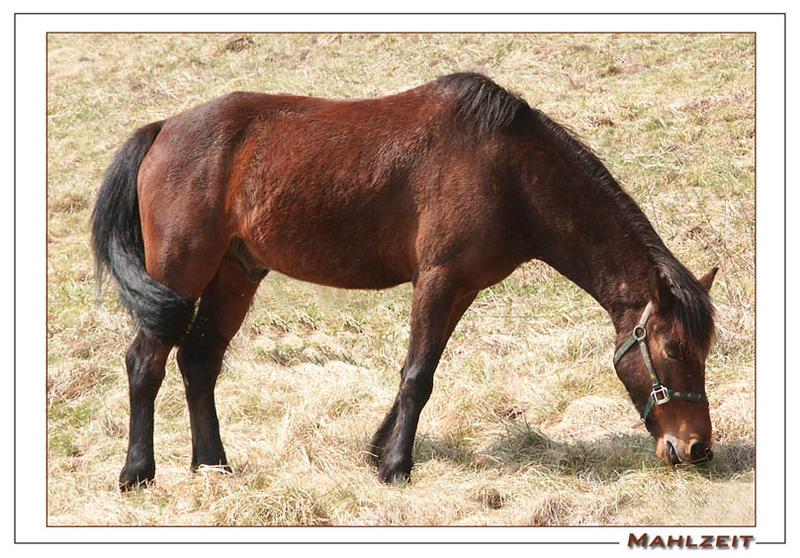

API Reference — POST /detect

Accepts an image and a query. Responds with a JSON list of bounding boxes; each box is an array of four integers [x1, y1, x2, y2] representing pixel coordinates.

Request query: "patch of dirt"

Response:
[[222, 35, 256, 53]]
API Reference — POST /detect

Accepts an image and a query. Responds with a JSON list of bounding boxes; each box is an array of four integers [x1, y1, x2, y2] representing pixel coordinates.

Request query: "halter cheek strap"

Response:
[[613, 302, 708, 422]]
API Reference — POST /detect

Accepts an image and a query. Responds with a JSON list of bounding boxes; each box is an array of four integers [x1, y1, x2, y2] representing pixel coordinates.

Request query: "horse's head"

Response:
[[614, 266, 719, 465]]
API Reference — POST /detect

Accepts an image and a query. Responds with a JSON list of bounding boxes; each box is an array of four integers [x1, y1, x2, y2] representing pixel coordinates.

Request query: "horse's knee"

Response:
[[400, 364, 434, 405]]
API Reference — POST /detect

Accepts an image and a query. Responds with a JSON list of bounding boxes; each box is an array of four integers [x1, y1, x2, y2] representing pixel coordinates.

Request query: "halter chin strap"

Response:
[[613, 301, 708, 422]]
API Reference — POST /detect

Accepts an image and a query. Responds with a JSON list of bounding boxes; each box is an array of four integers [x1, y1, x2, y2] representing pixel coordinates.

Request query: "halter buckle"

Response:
[[633, 325, 647, 341], [651, 384, 671, 405]]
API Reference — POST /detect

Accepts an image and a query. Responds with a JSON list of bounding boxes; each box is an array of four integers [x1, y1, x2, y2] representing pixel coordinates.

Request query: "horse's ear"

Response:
[[648, 267, 675, 312], [697, 266, 719, 292]]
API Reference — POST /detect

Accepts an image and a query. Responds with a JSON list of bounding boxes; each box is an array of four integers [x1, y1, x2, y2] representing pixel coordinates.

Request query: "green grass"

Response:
[[47, 33, 754, 526]]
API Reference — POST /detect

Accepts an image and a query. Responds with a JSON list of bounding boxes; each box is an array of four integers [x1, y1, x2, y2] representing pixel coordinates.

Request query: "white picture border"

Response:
[[12, 7, 787, 549]]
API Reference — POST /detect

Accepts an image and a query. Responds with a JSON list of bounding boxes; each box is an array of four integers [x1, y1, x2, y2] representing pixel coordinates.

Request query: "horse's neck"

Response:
[[528, 176, 655, 332]]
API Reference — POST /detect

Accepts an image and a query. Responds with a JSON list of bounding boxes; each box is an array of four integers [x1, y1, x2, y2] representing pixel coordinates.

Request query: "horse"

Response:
[[91, 72, 718, 490]]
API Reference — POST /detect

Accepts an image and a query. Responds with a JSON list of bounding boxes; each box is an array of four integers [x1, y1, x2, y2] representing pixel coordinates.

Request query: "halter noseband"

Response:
[[613, 301, 708, 422]]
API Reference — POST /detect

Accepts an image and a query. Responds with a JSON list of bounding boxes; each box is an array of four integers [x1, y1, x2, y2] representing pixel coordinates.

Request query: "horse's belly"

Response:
[[243, 216, 413, 290], [261, 245, 410, 289], [237, 173, 417, 289]]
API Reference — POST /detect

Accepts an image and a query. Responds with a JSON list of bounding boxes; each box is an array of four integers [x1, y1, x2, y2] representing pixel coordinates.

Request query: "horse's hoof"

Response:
[[191, 448, 230, 473], [378, 457, 412, 485], [118, 462, 155, 492]]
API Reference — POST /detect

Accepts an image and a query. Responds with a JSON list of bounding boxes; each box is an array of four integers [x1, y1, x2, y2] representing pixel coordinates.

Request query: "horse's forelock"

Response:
[[659, 263, 716, 358]]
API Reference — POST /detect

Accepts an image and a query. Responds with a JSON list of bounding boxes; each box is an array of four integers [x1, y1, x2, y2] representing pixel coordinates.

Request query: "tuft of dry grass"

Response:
[[47, 33, 754, 526]]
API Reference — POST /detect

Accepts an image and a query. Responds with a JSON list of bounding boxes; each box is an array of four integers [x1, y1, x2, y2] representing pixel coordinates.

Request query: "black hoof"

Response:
[[378, 457, 412, 485], [119, 462, 155, 492]]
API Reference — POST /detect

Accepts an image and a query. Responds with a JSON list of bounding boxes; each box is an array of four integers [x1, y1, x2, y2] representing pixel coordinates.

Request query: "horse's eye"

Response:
[[664, 341, 684, 361]]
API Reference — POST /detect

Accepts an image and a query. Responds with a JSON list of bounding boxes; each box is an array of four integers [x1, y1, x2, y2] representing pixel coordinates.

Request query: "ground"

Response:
[[47, 33, 754, 526]]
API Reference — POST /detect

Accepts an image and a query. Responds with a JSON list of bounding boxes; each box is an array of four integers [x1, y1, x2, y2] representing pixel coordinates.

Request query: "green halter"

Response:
[[613, 302, 708, 422]]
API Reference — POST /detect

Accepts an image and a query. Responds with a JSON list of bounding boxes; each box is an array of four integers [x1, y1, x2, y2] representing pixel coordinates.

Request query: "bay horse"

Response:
[[92, 72, 718, 490]]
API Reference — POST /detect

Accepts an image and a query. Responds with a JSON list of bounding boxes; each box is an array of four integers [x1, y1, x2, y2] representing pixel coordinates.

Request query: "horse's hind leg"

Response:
[[119, 279, 219, 491], [177, 249, 266, 472], [119, 332, 173, 490], [118, 221, 231, 490], [369, 268, 478, 483]]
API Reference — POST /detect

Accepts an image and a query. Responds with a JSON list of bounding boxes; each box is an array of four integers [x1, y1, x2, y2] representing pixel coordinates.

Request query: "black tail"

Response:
[[91, 121, 196, 346]]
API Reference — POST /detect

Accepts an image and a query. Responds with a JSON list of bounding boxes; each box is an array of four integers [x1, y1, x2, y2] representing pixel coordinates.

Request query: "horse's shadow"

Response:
[[411, 421, 754, 482]]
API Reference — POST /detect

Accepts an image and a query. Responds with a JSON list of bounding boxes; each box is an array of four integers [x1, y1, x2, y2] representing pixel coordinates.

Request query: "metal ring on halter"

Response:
[[651, 384, 671, 405], [613, 301, 709, 423]]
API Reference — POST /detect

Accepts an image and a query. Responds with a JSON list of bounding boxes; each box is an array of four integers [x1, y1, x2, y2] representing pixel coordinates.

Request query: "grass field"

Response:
[[46, 33, 755, 526]]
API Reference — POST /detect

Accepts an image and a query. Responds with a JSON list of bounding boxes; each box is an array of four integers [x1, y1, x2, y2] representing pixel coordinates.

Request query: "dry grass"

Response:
[[46, 33, 754, 526]]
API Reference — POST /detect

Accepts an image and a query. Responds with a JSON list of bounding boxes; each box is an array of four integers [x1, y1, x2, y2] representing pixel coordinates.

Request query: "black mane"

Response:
[[531, 109, 716, 350], [434, 72, 531, 135]]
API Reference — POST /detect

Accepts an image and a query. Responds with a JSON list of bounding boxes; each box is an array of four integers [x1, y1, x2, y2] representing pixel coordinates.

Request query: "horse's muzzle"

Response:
[[688, 440, 714, 463], [660, 436, 714, 466]]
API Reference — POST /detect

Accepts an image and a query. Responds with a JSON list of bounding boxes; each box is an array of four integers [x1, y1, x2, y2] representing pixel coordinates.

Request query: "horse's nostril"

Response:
[[689, 441, 712, 463], [666, 440, 681, 465]]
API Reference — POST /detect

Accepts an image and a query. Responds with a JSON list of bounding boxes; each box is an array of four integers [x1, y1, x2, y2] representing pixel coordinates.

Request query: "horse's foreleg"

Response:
[[372, 268, 477, 484], [119, 332, 172, 490], [176, 253, 265, 472]]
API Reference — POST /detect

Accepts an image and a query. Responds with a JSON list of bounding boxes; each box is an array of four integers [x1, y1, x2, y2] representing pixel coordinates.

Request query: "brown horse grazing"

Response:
[[92, 72, 718, 490]]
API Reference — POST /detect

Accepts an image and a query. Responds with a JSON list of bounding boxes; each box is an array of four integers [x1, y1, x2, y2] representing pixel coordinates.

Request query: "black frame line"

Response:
[[17, 541, 620, 545], [13, 8, 17, 548], [16, 10, 785, 546], [10, 12, 791, 15]]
